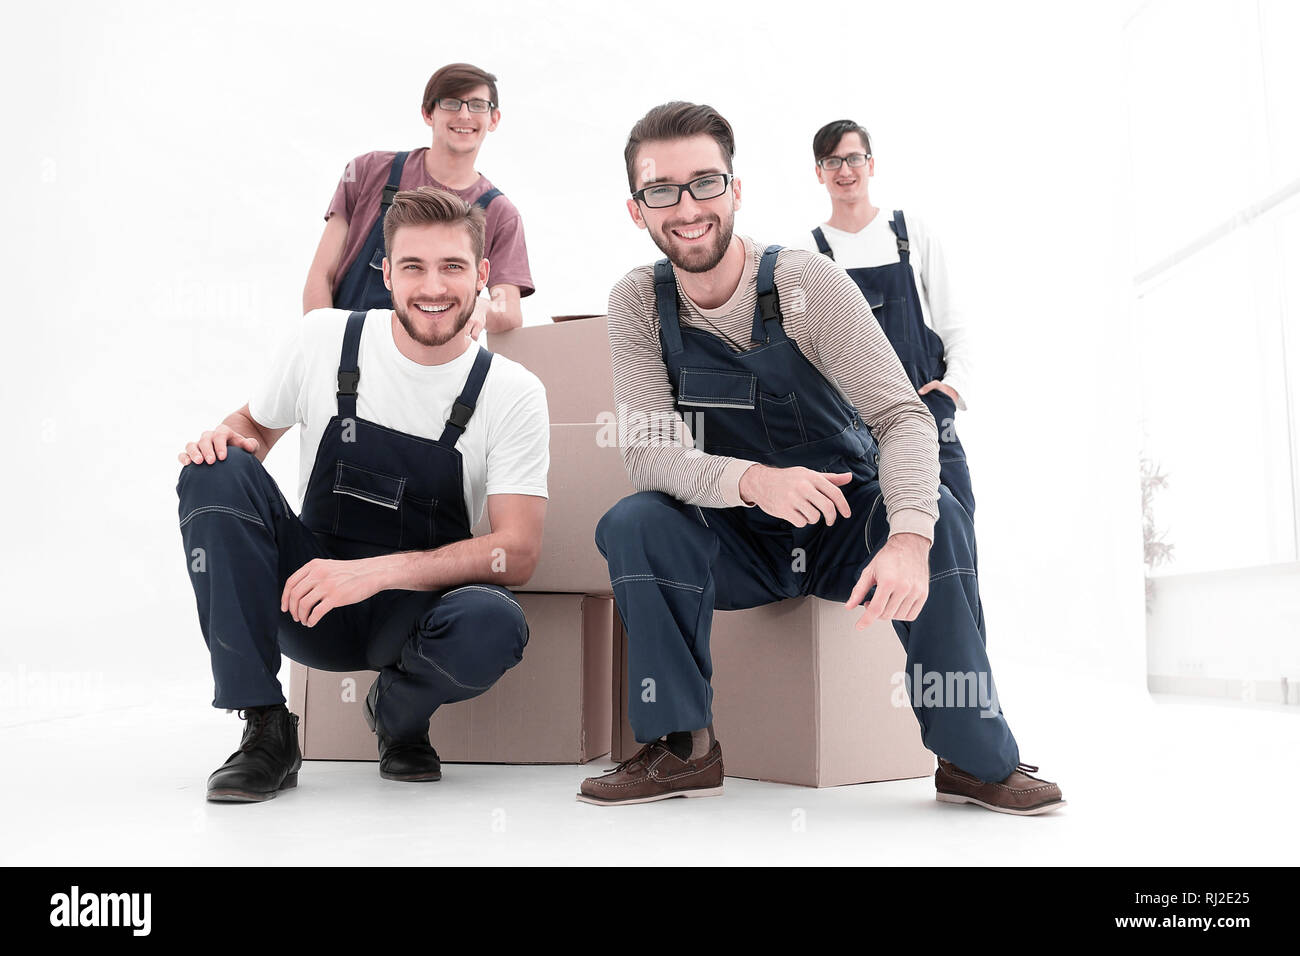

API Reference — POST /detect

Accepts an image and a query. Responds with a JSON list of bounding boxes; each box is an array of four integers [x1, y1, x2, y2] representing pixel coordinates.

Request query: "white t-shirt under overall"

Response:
[[248, 308, 549, 530], [792, 211, 973, 410]]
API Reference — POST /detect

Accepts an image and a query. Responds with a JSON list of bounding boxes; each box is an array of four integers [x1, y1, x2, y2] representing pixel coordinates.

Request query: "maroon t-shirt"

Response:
[[325, 147, 534, 297]]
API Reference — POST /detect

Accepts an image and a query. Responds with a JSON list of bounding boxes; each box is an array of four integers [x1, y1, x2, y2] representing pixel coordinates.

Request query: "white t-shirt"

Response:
[[248, 308, 549, 529], [791, 210, 973, 410]]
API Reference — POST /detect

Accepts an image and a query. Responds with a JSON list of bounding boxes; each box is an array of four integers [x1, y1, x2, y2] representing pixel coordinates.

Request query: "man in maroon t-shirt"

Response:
[[303, 62, 533, 336]]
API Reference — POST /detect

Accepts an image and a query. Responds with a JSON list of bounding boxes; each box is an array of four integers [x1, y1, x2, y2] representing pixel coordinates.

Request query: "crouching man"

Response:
[[176, 187, 549, 801]]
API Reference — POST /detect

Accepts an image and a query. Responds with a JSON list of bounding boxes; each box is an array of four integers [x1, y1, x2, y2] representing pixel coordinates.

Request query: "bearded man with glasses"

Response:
[[577, 101, 1064, 816], [304, 62, 534, 335]]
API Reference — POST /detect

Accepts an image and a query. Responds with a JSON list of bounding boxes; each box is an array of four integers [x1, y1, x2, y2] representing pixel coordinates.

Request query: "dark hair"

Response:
[[812, 120, 872, 163], [422, 62, 499, 114], [383, 186, 486, 262], [624, 101, 736, 192]]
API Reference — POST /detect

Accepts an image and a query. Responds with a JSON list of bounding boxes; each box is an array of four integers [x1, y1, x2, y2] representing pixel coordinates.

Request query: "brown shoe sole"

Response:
[[936, 790, 1067, 816], [575, 784, 724, 806]]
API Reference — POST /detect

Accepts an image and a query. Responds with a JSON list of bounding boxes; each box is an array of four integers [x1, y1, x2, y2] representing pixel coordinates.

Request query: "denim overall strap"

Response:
[[751, 243, 784, 345], [474, 187, 502, 210], [654, 258, 684, 356], [437, 347, 495, 448], [336, 310, 367, 419], [811, 227, 833, 259]]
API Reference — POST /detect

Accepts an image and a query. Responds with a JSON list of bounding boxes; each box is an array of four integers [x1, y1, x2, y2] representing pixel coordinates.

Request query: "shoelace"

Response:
[[236, 708, 266, 752], [1015, 762, 1039, 774], [599, 740, 662, 777]]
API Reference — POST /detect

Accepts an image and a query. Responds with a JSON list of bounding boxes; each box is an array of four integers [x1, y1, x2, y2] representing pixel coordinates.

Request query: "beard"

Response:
[[394, 295, 475, 347], [649, 211, 735, 274]]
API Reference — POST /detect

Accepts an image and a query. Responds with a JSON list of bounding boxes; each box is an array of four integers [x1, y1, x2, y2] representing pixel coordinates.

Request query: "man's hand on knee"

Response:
[[179, 424, 260, 466], [846, 533, 931, 629]]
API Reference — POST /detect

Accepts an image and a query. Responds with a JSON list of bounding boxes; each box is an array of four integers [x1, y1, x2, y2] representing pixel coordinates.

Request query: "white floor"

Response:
[[3, 660, 1297, 866]]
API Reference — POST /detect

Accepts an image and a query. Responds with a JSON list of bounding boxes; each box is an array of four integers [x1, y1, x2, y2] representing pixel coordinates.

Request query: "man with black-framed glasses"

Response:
[[799, 119, 977, 518], [577, 101, 1064, 816], [304, 62, 534, 335]]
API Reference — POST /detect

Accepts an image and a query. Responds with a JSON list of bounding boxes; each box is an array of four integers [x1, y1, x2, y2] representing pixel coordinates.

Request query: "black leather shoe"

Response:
[[206, 705, 302, 802], [364, 678, 442, 782]]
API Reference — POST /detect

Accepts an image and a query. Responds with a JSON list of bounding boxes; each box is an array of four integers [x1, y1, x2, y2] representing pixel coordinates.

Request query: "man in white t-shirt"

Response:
[[796, 119, 977, 518], [175, 187, 549, 802]]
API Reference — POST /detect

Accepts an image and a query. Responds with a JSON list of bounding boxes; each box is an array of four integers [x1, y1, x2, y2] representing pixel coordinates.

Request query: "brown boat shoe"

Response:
[[936, 757, 1066, 815], [577, 738, 725, 806]]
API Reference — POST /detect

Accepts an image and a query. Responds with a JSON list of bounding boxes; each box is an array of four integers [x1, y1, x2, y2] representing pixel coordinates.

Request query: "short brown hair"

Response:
[[383, 187, 486, 262], [813, 120, 872, 163], [624, 101, 736, 192], [422, 62, 499, 115]]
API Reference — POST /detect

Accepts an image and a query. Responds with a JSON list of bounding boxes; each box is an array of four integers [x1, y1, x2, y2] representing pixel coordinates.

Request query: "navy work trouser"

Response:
[[596, 481, 1020, 783], [176, 447, 529, 740]]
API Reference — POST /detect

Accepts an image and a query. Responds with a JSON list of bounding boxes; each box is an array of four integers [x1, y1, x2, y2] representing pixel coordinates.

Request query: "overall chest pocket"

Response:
[[678, 367, 757, 409], [332, 461, 405, 547], [759, 391, 809, 450]]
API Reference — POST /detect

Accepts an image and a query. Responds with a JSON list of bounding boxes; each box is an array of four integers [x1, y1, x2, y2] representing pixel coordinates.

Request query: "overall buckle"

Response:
[[447, 401, 474, 429], [337, 370, 360, 396]]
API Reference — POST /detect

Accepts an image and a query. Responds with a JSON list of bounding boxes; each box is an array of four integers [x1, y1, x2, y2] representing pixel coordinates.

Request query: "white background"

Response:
[[3, 0, 1295, 865], [1, 0, 1146, 686]]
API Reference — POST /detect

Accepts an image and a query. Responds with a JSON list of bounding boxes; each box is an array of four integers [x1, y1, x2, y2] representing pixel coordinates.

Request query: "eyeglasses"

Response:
[[632, 173, 733, 209], [817, 152, 870, 170], [435, 97, 496, 113]]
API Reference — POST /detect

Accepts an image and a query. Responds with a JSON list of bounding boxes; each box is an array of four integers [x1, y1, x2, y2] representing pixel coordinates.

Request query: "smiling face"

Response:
[[626, 134, 741, 274], [815, 131, 874, 202], [423, 83, 500, 155], [383, 221, 489, 347]]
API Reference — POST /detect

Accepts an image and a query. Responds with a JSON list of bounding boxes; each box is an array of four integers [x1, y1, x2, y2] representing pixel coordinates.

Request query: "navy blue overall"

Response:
[[177, 310, 529, 740], [333, 150, 504, 312], [813, 211, 975, 518], [593, 245, 1020, 782]]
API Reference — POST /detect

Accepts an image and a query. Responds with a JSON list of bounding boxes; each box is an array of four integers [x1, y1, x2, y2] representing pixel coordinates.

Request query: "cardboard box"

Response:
[[289, 593, 613, 764], [488, 316, 613, 424], [611, 596, 935, 787], [473, 422, 633, 595]]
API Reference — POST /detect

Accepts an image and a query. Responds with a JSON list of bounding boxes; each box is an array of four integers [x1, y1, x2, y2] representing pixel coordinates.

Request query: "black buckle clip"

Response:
[[447, 401, 474, 430], [337, 369, 360, 396], [757, 291, 781, 323], [898, 239, 910, 254], [381, 183, 400, 208]]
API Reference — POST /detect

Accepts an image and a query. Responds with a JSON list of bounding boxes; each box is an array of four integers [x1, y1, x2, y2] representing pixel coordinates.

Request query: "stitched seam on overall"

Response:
[[694, 505, 710, 528], [611, 573, 704, 593], [863, 493, 884, 557], [179, 505, 267, 530], [414, 642, 494, 692], [930, 567, 976, 583], [440, 584, 526, 619]]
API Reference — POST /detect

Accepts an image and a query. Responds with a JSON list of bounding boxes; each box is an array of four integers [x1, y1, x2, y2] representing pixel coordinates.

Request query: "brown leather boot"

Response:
[[935, 758, 1066, 815], [577, 739, 725, 806]]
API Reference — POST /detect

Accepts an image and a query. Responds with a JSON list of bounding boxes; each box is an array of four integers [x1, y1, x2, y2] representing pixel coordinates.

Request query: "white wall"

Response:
[[0, 0, 1148, 696]]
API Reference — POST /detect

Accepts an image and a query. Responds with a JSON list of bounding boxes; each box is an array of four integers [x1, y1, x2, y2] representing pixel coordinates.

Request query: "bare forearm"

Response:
[[483, 285, 523, 333], [367, 532, 538, 591], [221, 408, 275, 462], [302, 275, 334, 314]]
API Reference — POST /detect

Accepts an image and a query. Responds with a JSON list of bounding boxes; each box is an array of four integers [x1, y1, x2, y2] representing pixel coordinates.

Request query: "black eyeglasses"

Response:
[[817, 152, 870, 170], [632, 173, 733, 209], [436, 97, 496, 113]]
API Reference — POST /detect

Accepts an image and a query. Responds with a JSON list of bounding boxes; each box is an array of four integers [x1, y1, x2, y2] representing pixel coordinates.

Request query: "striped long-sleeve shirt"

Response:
[[606, 234, 941, 542]]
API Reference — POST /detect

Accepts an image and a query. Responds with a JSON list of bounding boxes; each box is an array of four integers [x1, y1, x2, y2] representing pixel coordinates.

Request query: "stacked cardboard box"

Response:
[[294, 314, 935, 784], [491, 317, 934, 787]]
